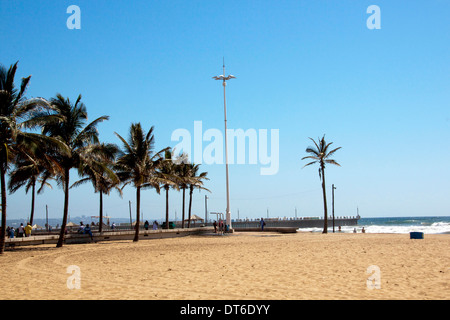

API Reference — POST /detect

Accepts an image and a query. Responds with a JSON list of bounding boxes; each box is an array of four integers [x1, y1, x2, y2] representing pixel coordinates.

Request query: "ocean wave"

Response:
[[297, 221, 450, 234], [431, 222, 450, 227], [362, 225, 450, 234]]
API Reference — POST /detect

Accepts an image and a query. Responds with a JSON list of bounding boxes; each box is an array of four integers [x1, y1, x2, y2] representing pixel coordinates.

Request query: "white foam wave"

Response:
[[297, 222, 450, 234]]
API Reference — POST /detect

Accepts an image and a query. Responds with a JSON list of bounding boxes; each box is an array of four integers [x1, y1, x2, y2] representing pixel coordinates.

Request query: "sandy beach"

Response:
[[0, 232, 449, 300]]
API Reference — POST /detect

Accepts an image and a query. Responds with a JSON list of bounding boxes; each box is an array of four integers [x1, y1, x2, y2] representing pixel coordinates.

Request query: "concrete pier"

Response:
[[230, 217, 359, 229]]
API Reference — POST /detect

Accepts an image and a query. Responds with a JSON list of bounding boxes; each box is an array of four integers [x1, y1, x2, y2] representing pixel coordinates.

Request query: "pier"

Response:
[[229, 216, 360, 230]]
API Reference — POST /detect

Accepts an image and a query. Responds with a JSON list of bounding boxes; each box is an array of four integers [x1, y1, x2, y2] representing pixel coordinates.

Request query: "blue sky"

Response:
[[1, 0, 449, 222]]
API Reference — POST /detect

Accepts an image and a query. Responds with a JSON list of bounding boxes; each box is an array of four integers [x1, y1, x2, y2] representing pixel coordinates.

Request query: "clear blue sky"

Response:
[[1, 0, 449, 221]]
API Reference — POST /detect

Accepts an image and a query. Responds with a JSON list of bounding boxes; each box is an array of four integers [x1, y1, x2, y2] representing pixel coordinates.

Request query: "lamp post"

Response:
[[332, 184, 336, 233], [205, 195, 208, 224], [213, 59, 235, 229]]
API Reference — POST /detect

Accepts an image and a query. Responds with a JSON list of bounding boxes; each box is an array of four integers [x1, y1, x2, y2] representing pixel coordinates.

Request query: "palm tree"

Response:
[[186, 163, 209, 228], [8, 146, 55, 225], [158, 149, 181, 229], [0, 61, 60, 254], [114, 123, 165, 242], [301, 135, 341, 234], [175, 157, 192, 228], [42, 93, 109, 247], [71, 143, 121, 233]]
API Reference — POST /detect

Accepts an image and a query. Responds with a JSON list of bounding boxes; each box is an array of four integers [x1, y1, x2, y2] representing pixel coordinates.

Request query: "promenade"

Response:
[[5, 226, 215, 248]]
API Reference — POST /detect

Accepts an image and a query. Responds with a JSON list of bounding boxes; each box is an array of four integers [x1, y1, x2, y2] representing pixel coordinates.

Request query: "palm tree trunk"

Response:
[[133, 186, 140, 242], [57, 167, 70, 247], [188, 185, 193, 228], [321, 165, 328, 234], [181, 188, 185, 228], [99, 191, 103, 233], [165, 187, 169, 229], [0, 166, 7, 254], [30, 182, 36, 225]]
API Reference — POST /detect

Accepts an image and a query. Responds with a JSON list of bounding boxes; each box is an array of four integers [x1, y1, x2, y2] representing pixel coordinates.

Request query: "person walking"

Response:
[[260, 218, 266, 231]]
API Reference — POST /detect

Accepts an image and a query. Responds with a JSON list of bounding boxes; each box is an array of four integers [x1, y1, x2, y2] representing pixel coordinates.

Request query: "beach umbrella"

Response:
[[32, 224, 44, 229], [189, 214, 204, 221], [188, 214, 204, 227], [66, 222, 79, 227]]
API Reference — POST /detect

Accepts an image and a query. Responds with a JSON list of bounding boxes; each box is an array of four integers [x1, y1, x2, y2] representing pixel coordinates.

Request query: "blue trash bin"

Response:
[[410, 232, 424, 239]]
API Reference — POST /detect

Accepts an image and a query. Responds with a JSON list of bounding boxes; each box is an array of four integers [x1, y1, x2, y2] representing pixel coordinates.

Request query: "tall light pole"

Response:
[[205, 195, 208, 224], [332, 184, 336, 233], [213, 59, 235, 229]]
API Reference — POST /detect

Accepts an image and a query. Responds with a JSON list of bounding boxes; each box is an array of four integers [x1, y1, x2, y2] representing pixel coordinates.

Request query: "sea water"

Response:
[[6, 216, 450, 235], [300, 216, 450, 234]]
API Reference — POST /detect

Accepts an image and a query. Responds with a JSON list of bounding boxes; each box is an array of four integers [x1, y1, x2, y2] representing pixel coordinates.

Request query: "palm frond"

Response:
[[36, 179, 53, 194], [305, 147, 320, 157], [308, 137, 321, 153], [19, 112, 62, 130], [114, 131, 133, 155], [73, 115, 109, 147], [14, 97, 51, 121], [325, 147, 342, 159], [302, 161, 318, 168], [70, 177, 91, 189], [324, 159, 341, 166]]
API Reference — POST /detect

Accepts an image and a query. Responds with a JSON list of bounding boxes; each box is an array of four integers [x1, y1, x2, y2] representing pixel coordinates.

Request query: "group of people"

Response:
[[6, 223, 33, 238], [7, 219, 165, 241], [336, 226, 365, 233], [77, 222, 93, 240], [143, 220, 160, 230], [213, 220, 229, 233], [212, 218, 266, 233]]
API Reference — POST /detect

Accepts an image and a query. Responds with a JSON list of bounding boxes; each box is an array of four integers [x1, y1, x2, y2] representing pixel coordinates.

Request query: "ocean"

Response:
[[4, 216, 450, 235], [303, 216, 450, 234]]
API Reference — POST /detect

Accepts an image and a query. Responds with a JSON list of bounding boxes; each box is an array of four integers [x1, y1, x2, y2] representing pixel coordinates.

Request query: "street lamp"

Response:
[[332, 184, 337, 233], [205, 195, 208, 224], [213, 59, 236, 230]]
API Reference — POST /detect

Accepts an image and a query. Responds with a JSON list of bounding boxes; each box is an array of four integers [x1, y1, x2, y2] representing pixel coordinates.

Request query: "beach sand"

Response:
[[0, 232, 448, 300]]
